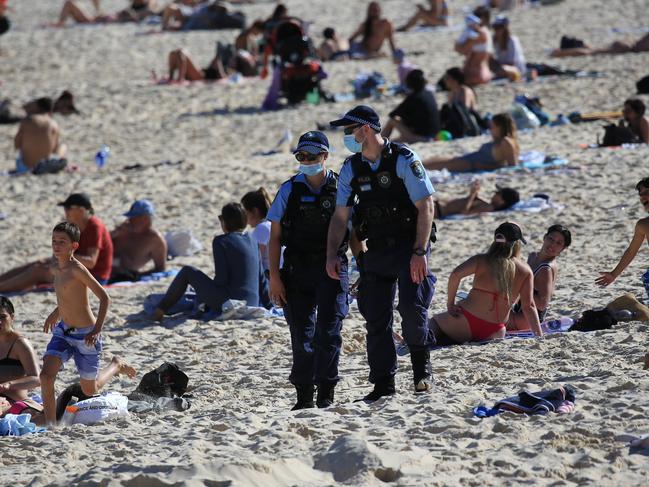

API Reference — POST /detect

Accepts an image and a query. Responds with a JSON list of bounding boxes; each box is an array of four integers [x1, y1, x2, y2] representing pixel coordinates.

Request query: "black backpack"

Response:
[[132, 362, 189, 398], [569, 309, 617, 332], [560, 35, 586, 49], [599, 123, 639, 147], [440, 102, 482, 138]]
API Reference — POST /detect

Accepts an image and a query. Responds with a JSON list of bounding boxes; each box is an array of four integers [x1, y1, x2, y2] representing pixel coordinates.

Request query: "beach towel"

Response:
[[474, 385, 576, 417], [441, 195, 563, 220], [427, 152, 569, 185], [0, 413, 44, 436], [108, 269, 179, 287]]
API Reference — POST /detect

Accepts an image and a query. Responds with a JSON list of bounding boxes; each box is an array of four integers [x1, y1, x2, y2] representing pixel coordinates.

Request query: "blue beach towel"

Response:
[[0, 414, 45, 436]]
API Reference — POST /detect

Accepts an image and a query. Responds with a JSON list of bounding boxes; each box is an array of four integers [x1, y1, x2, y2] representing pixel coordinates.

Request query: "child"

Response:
[[596, 177, 649, 297], [40, 222, 111, 425]]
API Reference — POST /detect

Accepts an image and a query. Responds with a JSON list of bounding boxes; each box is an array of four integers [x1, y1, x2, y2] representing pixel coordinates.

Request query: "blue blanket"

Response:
[[0, 414, 45, 436]]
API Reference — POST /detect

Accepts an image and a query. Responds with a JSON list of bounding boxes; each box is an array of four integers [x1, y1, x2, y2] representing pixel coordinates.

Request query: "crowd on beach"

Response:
[[1, 0, 649, 422]]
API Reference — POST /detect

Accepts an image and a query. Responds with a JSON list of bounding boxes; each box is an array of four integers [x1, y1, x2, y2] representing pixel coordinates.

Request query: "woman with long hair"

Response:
[[443, 67, 477, 111], [241, 187, 273, 273], [430, 222, 542, 344], [491, 16, 526, 81], [423, 113, 519, 172]]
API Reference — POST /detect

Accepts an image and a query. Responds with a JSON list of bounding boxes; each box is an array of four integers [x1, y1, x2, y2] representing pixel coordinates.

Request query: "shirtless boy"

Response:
[[349, 2, 397, 58], [40, 222, 111, 425], [110, 200, 167, 282], [596, 177, 649, 293]]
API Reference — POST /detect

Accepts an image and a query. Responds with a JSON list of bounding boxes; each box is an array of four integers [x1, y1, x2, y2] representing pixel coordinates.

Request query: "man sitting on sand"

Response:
[[348, 2, 397, 58], [55, 0, 157, 27], [109, 200, 167, 283], [551, 32, 649, 58], [0, 193, 113, 293], [13, 111, 67, 174], [622, 99, 649, 144], [434, 180, 519, 219]]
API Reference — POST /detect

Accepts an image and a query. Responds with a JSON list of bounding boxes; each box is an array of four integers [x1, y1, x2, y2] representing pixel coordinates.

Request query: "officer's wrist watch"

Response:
[[412, 247, 427, 256]]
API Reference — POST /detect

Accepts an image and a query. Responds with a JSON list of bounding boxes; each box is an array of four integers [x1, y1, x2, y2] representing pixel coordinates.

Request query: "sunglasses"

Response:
[[295, 152, 322, 163], [343, 124, 363, 135]]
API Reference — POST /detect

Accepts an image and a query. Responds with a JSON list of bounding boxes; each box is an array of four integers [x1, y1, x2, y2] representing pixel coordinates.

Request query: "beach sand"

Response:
[[1, 0, 649, 485]]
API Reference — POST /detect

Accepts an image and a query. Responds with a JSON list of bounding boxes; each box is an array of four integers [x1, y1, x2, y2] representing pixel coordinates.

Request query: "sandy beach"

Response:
[[1, 0, 649, 485]]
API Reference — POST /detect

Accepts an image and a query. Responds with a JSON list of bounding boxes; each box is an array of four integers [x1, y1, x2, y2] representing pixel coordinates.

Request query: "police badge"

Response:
[[410, 160, 425, 180]]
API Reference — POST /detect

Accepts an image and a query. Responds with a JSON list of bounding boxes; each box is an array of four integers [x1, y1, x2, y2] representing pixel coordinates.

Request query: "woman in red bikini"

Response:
[[430, 222, 542, 344]]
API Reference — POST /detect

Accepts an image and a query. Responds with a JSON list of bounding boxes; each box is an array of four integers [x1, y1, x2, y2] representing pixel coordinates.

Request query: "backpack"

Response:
[[569, 309, 617, 332], [636, 75, 649, 94], [599, 123, 639, 147], [131, 362, 189, 398], [440, 102, 482, 138]]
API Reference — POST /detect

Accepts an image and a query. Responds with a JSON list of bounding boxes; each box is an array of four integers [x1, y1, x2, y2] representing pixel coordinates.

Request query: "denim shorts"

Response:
[[44, 321, 102, 380]]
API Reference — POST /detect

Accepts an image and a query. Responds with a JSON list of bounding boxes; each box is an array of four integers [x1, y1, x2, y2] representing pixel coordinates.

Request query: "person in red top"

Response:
[[0, 193, 113, 292]]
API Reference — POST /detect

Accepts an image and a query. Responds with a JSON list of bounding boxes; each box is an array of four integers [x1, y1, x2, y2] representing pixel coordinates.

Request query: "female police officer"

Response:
[[267, 131, 350, 410]]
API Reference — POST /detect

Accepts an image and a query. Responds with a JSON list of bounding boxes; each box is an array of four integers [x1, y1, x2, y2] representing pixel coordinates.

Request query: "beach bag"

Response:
[[508, 103, 541, 130], [166, 230, 203, 258], [132, 362, 189, 398], [353, 72, 385, 99], [569, 309, 617, 332], [440, 102, 482, 138], [636, 75, 649, 94], [599, 124, 639, 147], [514, 95, 550, 126], [61, 392, 128, 425]]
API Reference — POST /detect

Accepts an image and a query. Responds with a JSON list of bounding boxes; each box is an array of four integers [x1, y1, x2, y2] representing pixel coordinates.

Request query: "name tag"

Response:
[[301, 196, 316, 202], [360, 184, 372, 192]]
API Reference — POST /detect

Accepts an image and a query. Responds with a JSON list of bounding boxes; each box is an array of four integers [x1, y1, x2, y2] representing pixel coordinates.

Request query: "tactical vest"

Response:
[[280, 172, 348, 259], [349, 142, 418, 245]]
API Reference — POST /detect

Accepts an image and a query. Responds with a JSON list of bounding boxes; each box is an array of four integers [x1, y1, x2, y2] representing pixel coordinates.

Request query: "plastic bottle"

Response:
[[612, 309, 635, 321], [95, 144, 110, 168], [541, 317, 574, 332]]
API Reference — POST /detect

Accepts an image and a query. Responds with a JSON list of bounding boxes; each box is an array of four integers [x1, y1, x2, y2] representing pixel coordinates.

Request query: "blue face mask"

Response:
[[299, 163, 324, 176], [344, 134, 362, 153]]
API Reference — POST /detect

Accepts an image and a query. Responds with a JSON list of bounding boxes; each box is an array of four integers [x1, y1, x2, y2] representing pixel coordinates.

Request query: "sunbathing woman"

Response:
[[551, 32, 649, 58], [508, 224, 571, 331], [397, 0, 449, 32], [435, 180, 519, 219], [430, 222, 542, 345], [423, 113, 519, 172], [55, 0, 157, 27], [455, 14, 492, 86]]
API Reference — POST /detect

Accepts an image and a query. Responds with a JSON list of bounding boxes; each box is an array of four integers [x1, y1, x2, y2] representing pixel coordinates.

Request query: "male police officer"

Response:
[[268, 131, 350, 410], [326, 105, 436, 401]]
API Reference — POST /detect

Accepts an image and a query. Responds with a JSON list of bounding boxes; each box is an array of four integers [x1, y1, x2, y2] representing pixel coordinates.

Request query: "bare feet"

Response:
[[152, 308, 165, 322], [112, 356, 137, 379]]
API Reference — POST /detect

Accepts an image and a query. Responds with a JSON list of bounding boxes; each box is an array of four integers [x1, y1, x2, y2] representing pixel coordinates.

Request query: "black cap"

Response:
[[330, 105, 381, 132], [496, 186, 520, 209], [58, 193, 92, 210], [494, 222, 526, 244], [293, 131, 330, 154]]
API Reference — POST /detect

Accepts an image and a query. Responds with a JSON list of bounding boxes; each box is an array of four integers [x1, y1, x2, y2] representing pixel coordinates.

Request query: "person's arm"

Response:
[[446, 255, 478, 315], [212, 236, 229, 287], [75, 247, 100, 270], [14, 123, 23, 150], [150, 234, 168, 272], [348, 23, 363, 43], [43, 306, 60, 333], [500, 138, 518, 166], [596, 219, 648, 286], [519, 266, 542, 336], [386, 21, 397, 53], [411, 195, 434, 283], [268, 221, 286, 306], [326, 206, 352, 280], [461, 180, 481, 214], [74, 264, 111, 345], [0, 339, 40, 393], [532, 266, 554, 312], [640, 118, 649, 144]]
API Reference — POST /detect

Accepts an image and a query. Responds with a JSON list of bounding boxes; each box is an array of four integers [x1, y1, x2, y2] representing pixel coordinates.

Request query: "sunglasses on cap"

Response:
[[295, 152, 323, 163], [343, 124, 363, 135]]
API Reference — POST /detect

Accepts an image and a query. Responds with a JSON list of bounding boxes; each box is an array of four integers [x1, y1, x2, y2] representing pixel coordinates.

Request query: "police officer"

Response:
[[326, 105, 436, 401], [267, 131, 350, 410]]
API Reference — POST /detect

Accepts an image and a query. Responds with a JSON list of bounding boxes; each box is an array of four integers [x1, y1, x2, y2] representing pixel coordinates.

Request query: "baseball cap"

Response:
[[123, 199, 155, 218], [330, 105, 381, 132], [494, 222, 527, 244], [465, 14, 481, 26], [293, 131, 330, 155], [493, 15, 509, 27], [58, 193, 92, 210], [496, 186, 520, 209]]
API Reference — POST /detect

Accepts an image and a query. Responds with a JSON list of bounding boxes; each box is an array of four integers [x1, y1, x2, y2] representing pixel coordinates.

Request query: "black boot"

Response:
[[357, 376, 396, 403], [316, 382, 336, 408], [410, 349, 433, 393], [291, 384, 315, 411]]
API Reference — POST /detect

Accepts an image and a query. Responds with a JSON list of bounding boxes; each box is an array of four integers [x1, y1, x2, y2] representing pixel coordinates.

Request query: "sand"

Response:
[[1, 0, 649, 485]]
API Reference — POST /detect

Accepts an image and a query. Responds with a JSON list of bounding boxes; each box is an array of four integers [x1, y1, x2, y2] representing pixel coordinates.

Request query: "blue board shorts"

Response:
[[44, 321, 102, 380]]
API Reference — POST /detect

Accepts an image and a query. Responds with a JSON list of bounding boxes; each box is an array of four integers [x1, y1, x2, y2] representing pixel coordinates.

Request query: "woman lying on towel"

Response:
[[434, 180, 519, 219], [507, 224, 571, 331], [423, 113, 519, 172], [551, 33, 649, 58], [430, 222, 542, 344]]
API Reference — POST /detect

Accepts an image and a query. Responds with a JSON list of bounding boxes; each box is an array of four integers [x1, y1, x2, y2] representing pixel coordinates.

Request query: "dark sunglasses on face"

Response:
[[343, 124, 362, 135], [295, 152, 322, 163]]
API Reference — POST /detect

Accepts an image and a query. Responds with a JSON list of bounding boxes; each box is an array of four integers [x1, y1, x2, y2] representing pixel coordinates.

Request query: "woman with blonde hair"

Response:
[[423, 113, 519, 172], [430, 222, 542, 344]]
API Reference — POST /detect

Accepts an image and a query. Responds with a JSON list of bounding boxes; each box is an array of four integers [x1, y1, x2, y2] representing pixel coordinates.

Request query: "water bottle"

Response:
[[612, 309, 635, 321], [541, 316, 574, 332], [95, 144, 110, 168]]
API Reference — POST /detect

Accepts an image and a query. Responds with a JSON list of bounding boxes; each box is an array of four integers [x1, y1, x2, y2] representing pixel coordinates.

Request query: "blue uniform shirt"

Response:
[[268, 170, 337, 222], [336, 140, 435, 207]]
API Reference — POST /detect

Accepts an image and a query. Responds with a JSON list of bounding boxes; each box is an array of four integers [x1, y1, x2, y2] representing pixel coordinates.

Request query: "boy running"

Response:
[[40, 222, 111, 425]]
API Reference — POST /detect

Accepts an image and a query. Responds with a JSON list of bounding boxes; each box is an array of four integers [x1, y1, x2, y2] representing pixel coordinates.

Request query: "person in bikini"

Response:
[[348, 2, 397, 58], [397, 0, 449, 32], [508, 224, 571, 331], [423, 113, 518, 172], [455, 13, 492, 86], [443, 67, 477, 111], [109, 200, 167, 283], [551, 32, 649, 58], [431, 222, 542, 345], [434, 180, 519, 219], [55, 0, 157, 27], [39, 222, 116, 425]]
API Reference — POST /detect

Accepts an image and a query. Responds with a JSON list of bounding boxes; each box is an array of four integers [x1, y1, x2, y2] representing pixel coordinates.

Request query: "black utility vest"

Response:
[[280, 172, 348, 259], [349, 143, 418, 244]]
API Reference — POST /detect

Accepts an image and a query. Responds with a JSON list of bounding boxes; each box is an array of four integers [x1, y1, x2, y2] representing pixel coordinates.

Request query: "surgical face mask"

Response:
[[299, 163, 324, 176], [344, 134, 362, 153]]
